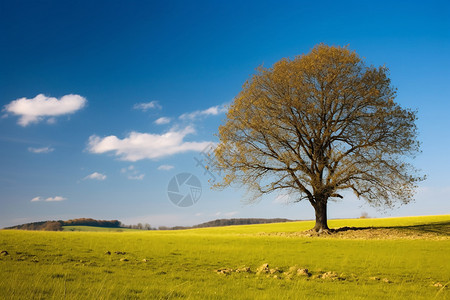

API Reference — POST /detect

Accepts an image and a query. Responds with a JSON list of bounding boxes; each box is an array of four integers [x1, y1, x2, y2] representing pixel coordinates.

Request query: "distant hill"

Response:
[[4, 218, 121, 231], [63, 226, 137, 232], [161, 218, 295, 230], [194, 218, 294, 228], [4, 217, 295, 231]]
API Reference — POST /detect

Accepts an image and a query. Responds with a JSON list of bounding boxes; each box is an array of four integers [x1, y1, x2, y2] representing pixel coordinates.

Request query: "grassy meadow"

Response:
[[0, 215, 449, 299]]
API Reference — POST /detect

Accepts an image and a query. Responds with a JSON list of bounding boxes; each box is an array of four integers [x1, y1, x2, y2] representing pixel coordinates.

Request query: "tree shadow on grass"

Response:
[[334, 221, 450, 236]]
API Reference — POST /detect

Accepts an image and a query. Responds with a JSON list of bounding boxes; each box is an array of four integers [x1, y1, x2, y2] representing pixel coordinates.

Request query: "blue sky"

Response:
[[0, 0, 449, 228]]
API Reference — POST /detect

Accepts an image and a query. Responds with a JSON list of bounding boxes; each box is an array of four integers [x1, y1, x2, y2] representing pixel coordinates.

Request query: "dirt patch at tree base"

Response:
[[257, 224, 449, 240]]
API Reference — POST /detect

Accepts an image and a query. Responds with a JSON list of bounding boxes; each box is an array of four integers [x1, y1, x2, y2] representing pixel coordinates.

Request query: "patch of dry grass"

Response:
[[259, 221, 450, 239]]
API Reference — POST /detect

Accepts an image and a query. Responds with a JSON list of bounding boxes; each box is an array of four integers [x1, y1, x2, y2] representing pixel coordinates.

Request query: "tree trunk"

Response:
[[313, 200, 329, 232]]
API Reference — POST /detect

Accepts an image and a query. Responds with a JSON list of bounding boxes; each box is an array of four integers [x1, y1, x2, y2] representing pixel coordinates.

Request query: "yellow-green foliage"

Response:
[[214, 44, 423, 232], [0, 215, 449, 299]]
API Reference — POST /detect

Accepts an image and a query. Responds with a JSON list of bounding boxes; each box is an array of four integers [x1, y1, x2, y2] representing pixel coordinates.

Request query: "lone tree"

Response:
[[214, 44, 423, 233]]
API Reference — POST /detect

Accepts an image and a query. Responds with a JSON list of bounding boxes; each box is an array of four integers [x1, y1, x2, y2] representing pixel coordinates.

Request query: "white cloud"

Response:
[[46, 117, 56, 124], [45, 196, 67, 202], [154, 117, 171, 125], [121, 165, 145, 180], [133, 101, 161, 111], [32, 196, 67, 202], [3, 94, 87, 126], [128, 174, 145, 180], [87, 126, 212, 161], [83, 172, 107, 181], [28, 146, 54, 154], [158, 164, 174, 171], [179, 104, 228, 121], [121, 165, 135, 173]]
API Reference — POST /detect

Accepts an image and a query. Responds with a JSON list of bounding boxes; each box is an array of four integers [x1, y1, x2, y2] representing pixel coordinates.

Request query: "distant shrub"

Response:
[[360, 212, 369, 219]]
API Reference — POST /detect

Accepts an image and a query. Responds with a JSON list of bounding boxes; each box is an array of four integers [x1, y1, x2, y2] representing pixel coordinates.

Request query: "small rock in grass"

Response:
[[382, 278, 391, 283], [369, 276, 380, 281], [0, 250, 9, 256], [235, 267, 251, 273], [105, 251, 111, 255], [142, 259, 148, 262], [120, 258, 129, 262], [297, 268, 310, 276], [321, 271, 339, 280], [433, 282, 443, 287], [256, 263, 270, 275], [216, 268, 232, 275], [269, 268, 281, 274], [286, 266, 298, 274]]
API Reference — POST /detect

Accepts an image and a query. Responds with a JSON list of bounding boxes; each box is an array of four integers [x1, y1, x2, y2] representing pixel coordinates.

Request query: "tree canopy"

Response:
[[214, 44, 423, 232]]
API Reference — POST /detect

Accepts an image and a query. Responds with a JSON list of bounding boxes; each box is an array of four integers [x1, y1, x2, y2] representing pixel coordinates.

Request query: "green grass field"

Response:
[[0, 215, 449, 299]]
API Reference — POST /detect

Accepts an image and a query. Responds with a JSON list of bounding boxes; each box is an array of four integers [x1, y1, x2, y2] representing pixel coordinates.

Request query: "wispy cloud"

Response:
[[31, 196, 67, 202], [121, 165, 145, 180], [28, 146, 54, 154], [3, 94, 86, 126], [133, 101, 161, 111], [87, 126, 212, 161], [83, 172, 107, 181], [158, 165, 174, 171], [128, 174, 145, 180], [121, 165, 135, 173], [31, 196, 42, 202], [179, 104, 228, 121], [47, 117, 56, 124], [45, 196, 67, 202], [154, 117, 171, 125]]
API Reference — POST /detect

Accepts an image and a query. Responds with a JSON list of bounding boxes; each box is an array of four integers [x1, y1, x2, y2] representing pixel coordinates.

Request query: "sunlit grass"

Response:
[[0, 215, 449, 299]]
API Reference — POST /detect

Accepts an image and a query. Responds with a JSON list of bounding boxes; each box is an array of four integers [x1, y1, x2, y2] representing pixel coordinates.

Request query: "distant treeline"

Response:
[[5, 218, 122, 231], [158, 218, 294, 230], [64, 218, 121, 228], [122, 223, 154, 230], [5, 218, 295, 231], [194, 218, 293, 228]]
